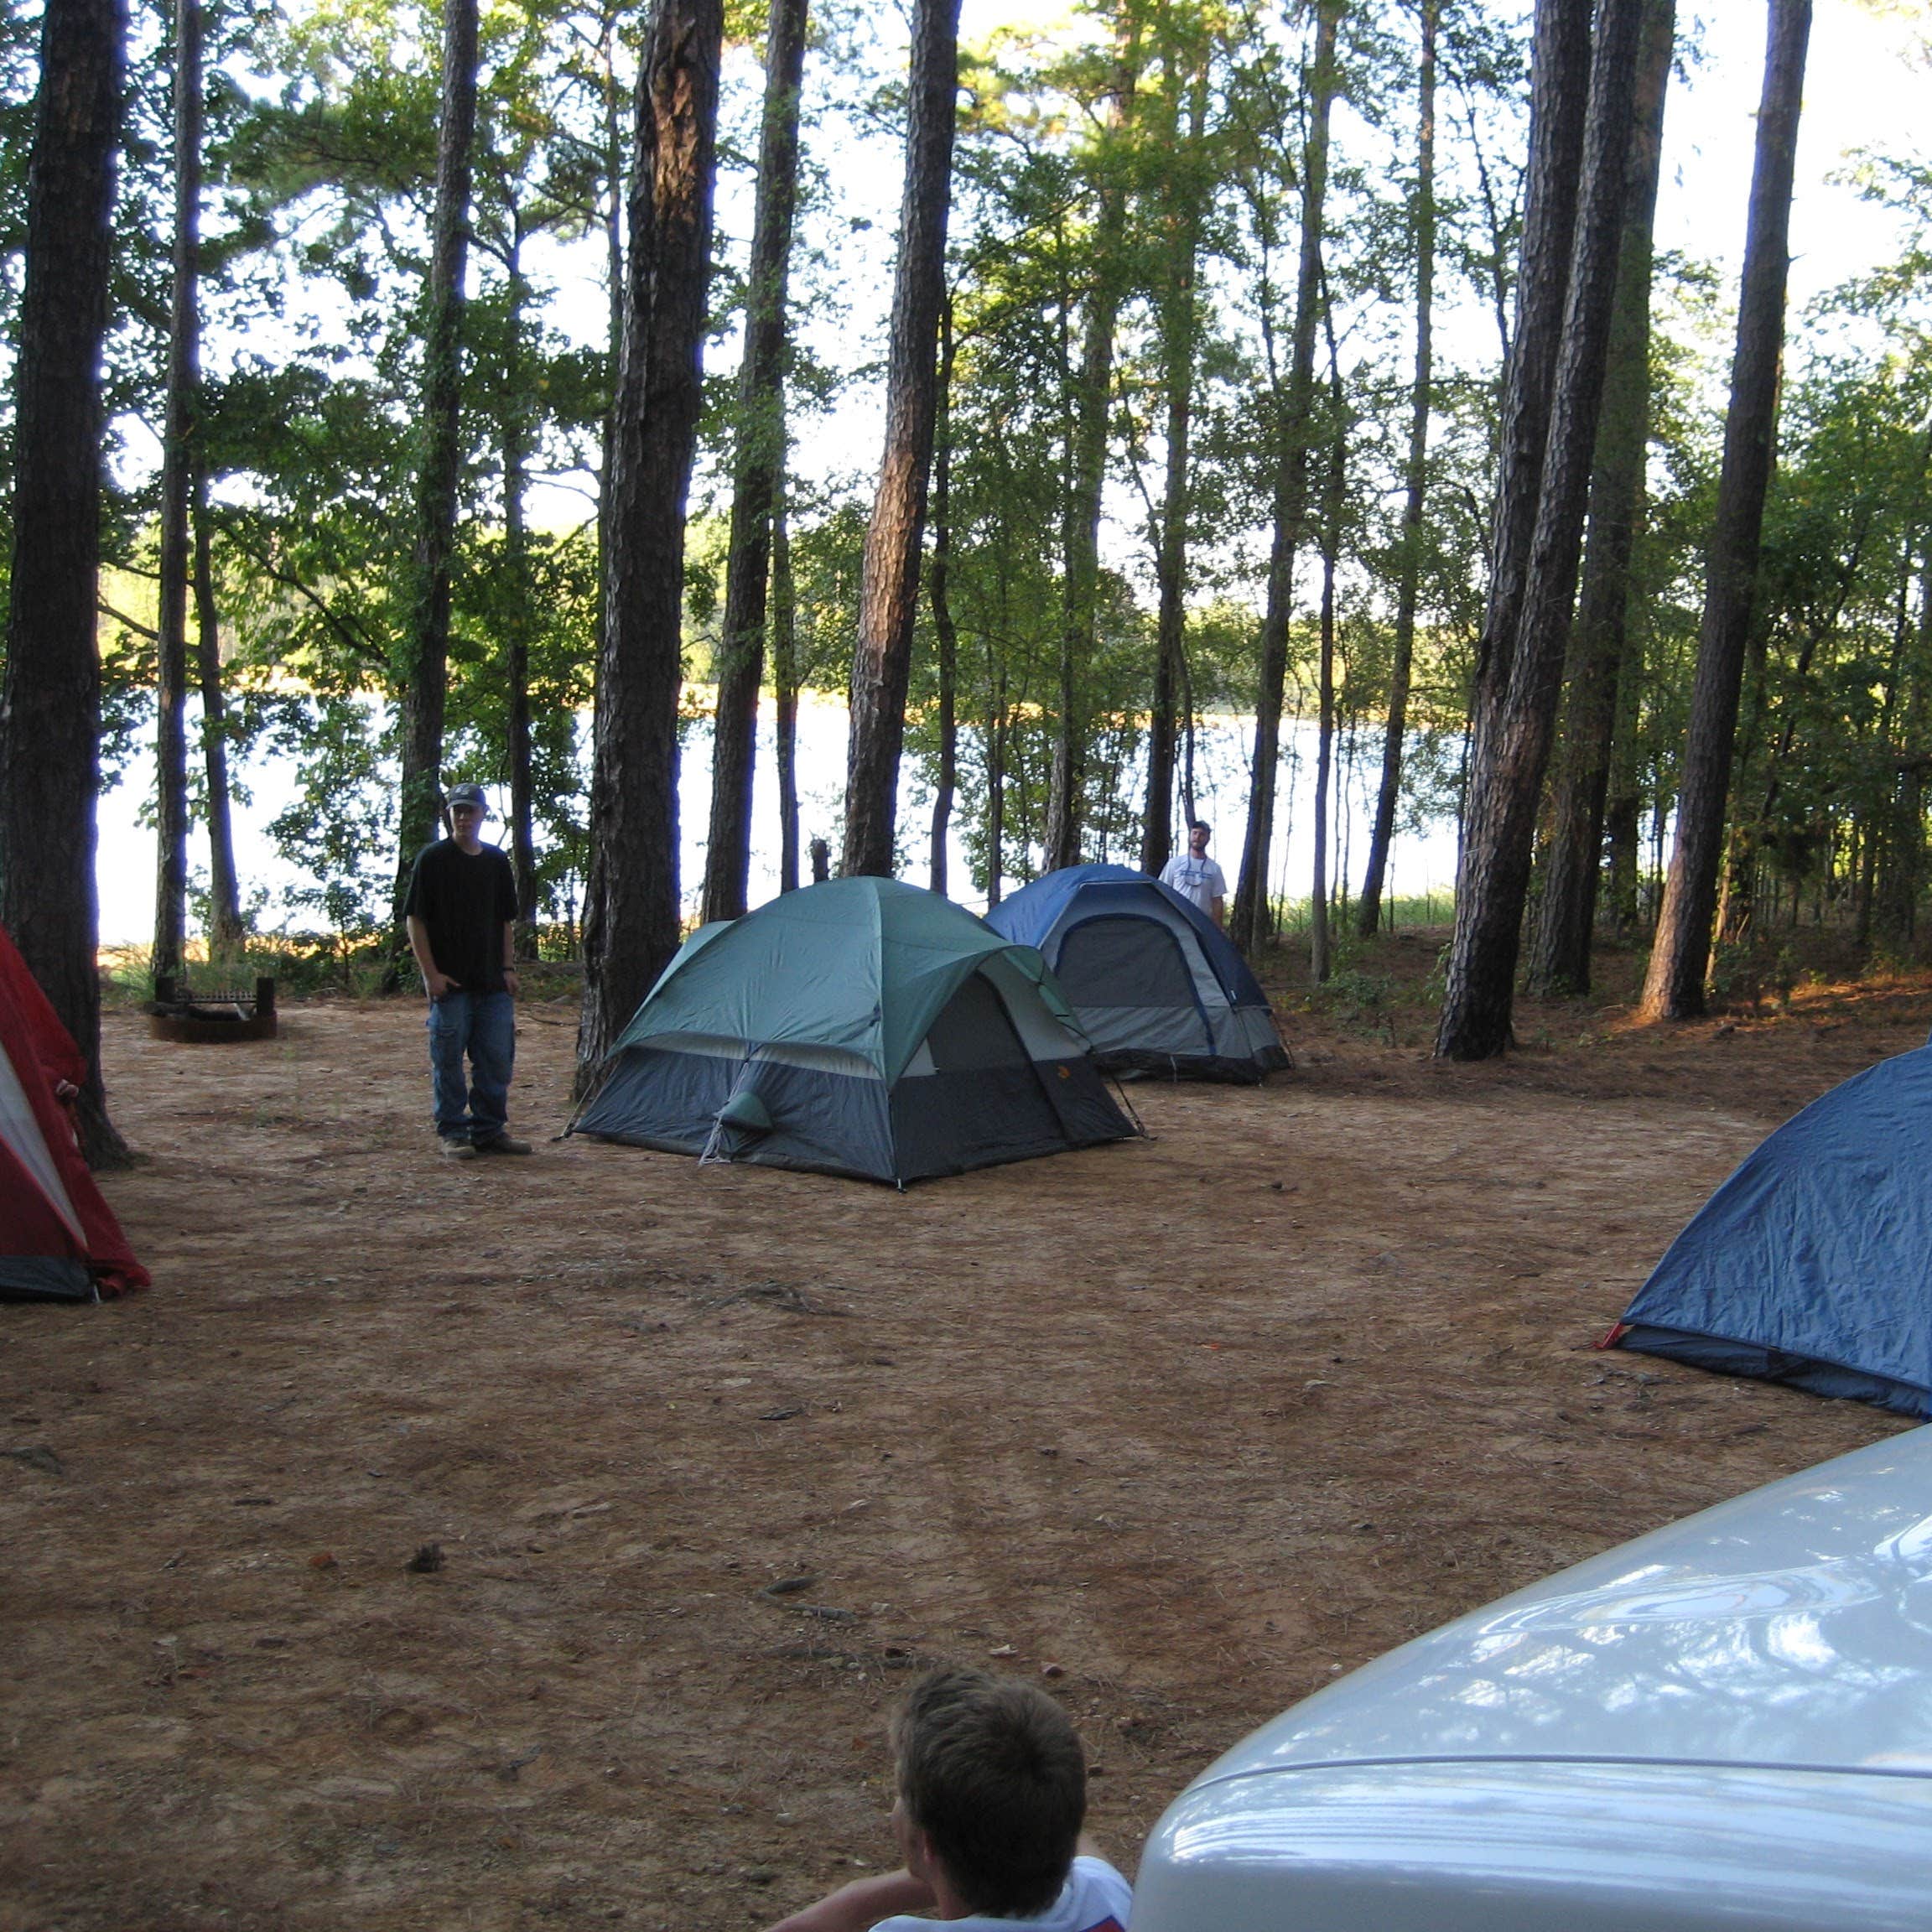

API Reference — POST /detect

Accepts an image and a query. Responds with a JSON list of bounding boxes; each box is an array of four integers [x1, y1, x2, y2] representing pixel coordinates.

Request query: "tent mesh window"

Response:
[[1057, 916, 1200, 1007]]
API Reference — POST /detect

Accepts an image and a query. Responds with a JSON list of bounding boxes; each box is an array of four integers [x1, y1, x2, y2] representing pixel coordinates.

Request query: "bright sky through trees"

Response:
[[89, 0, 1932, 943]]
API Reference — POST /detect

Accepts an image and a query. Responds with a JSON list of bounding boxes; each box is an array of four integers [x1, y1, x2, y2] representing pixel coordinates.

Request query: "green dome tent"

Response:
[[569, 878, 1138, 1183]]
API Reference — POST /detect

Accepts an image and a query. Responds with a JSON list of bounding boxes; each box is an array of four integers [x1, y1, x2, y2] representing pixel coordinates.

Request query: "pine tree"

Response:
[[842, 0, 963, 878], [1641, 0, 1812, 1019], [577, 0, 725, 1081]]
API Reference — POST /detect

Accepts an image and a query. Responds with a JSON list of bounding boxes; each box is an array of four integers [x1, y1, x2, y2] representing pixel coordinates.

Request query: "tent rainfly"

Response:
[[1, 926, 148, 1302], [1606, 1041, 1932, 1417], [983, 865, 1290, 1083], [569, 876, 1137, 1183]]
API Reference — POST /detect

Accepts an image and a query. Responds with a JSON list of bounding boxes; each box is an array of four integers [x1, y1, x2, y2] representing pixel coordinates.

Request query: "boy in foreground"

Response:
[[766, 1666, 1130, 1932]]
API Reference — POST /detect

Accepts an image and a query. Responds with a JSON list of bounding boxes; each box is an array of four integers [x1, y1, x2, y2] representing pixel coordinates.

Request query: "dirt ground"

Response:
[[3, 952, 1924, 1930]]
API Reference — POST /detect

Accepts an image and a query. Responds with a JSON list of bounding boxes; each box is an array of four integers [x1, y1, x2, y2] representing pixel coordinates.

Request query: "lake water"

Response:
[[95, 693, 1462, 945]]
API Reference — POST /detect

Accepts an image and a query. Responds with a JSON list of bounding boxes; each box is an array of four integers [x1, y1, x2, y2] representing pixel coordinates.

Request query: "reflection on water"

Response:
[[96, 700, 1464, 943]]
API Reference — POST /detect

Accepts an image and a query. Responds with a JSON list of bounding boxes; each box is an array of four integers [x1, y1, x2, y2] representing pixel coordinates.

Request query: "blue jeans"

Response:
[[427, 989, 515, 1145]]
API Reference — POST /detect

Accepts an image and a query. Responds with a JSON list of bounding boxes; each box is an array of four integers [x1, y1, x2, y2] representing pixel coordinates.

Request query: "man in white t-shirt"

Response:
[[766, 1666, 1130, 1932], [1159, 818, 1228, 927]]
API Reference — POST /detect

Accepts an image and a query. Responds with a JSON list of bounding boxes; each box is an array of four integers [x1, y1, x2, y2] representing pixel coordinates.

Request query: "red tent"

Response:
[[0, 926, 147, 1301]]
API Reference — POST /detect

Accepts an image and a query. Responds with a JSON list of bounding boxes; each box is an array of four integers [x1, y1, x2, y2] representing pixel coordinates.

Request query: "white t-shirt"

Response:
[[1159, 851, 1228, 915], [869, 1856, 1131, 1932]]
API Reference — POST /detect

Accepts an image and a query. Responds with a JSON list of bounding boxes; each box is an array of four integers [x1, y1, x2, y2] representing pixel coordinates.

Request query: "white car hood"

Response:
[[1197, 1425, 1932, 1784]]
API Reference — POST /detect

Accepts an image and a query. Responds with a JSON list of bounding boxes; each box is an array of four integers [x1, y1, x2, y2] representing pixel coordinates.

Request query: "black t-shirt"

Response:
[[403, 839, 518, 992]]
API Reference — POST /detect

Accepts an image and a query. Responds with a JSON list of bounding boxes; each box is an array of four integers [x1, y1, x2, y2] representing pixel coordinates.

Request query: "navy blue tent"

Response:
[[1610, 1044, 1932, 1417], [984, 864, 1289, 1083]]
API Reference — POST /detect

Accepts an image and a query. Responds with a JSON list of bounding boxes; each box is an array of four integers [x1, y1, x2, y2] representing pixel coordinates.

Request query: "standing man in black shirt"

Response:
[[403, 782, 531, 1161]]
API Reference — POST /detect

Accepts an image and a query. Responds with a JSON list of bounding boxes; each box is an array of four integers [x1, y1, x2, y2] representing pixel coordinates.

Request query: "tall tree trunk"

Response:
[[842, 0, 961, 877], [1140, 55, 1211, 876], [1230, 0, 1340, 947], [596, 9, 625, 667], [577, 0, 724, 1082], [1310, 356, 1347, 985], [1527, 0, 1673, 996], [1603, 610, 1644, 925], [1434, 0, 1642, 1060], [503, 252, 541, 958], [702, 0, 809, 922], [0, 0, 127, 1166], [771, 486, 801, 893], [1356, 0, 1435, 939], [192, 470, 242, 958], [929, 301, 958, 896], [387, 0, 479, 975], [1046, 25, 1139, 872], [1465, 0, 1592, 734], [1639, 0, 1810, 1020], [152, 0, 202, 987], [985, 660, 1007, 905]]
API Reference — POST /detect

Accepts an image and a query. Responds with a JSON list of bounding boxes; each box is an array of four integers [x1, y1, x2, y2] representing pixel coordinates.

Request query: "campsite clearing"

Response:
[[0, 970, 1920, 1930]]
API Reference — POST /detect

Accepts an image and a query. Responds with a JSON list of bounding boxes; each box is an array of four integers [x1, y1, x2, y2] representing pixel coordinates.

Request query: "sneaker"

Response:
[[440, 1139, 480, 1162], [476, 1134, 532, 1156]]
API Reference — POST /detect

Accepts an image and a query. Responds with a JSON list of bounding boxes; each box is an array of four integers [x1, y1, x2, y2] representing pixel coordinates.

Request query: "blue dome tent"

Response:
[[984, 865, 1290, 1083], [1607, 1043, 1932, 1417]]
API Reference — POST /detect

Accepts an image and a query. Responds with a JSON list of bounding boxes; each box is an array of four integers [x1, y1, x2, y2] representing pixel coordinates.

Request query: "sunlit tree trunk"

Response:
[[1310, 353, 1347, 985], [192, 470, 243, 958], [387, 0, 479, 976], [578, 0, 724, 1083], [0, 0, 128, 1166], [152, 0, 202, 987], [929, 302, 958, 896], [843, 0, 961, 877], [985, 659, 1007, 905], [1640, 0, 1810, 1020], [1357, 0, 1434, 939], [1047, 24, 1139, 872], [702, 0, 809, 922], [1140, 49, 1213, 876], [1434, 0, 1641, 1060], [771, 487, 801, 893], [1231, 0, 1339, 948], [500, 224, 541, 958]]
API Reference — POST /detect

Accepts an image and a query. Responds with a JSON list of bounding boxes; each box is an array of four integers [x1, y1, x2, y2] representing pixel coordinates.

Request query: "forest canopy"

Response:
[[3, 0, 1932, 1113]]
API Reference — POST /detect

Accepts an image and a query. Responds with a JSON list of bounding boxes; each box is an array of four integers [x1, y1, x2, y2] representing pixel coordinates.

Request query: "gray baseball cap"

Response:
[[446, 782, 488, 811]]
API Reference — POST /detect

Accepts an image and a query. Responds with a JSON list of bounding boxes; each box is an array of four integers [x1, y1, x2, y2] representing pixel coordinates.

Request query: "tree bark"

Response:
[[771, 488, 801, 893], [387, 0, 479, 974], [985, 660, 1007, 906], [1356, 0, 1435, 939], [1139, 58, 1210, 878], [152, 0, 202, 987], [1527, 0, 1673, 996], [1639, 0, 1810, 1020], [192, 470, 243, 958], [842, 0, 961, 878], [1466, 0, 1592, 741], [1310, 356, 1347, 985], [0, 0, 128, 1166], [1046, 25, 1139, 872], [1434, 0, 1641, 1060], [701, 0, 809, 922], [577, 0, 724, 1083], [501, 225, 539, 958], [1230, 0, 1339, 947], [928, 301, 958, 896]]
